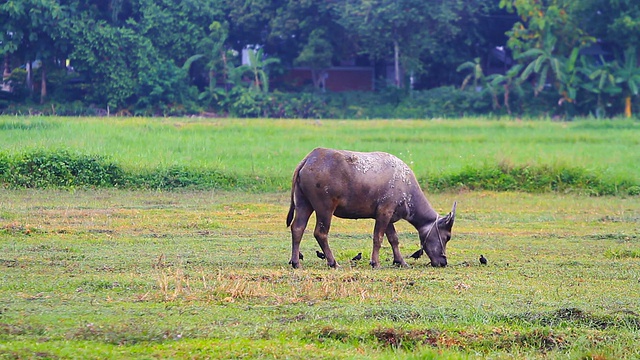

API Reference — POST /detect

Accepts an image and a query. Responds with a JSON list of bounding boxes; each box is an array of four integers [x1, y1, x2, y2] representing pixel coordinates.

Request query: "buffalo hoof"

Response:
[[328, 261, 340, 268], [393, 259, 409, 268], [369, 261, 380, 269], [289, 260, 300, 269]]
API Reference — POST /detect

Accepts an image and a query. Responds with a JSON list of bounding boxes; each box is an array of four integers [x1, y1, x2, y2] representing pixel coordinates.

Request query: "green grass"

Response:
[[1, 189, 639, 359], [0, 117, 638, 358], [0, 117, 638, 193]]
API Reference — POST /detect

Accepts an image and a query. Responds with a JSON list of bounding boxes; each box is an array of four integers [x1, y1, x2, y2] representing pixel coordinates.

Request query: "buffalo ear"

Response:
[[439, 201, 457, 230]]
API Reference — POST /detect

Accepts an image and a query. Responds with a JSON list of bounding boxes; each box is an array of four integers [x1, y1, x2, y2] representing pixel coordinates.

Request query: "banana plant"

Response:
[[516, 36, 564, 96], [613, 47, 640, 118], [557, 47, 582, 103], [486, 64, 523, 115], [457, 57, 485, 91], [578, 56, 620, 117], [242, 47, 280, 93]]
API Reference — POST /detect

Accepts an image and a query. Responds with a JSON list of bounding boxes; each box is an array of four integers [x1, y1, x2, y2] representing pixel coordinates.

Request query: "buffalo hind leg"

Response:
[[289, 204, 313, 269], [386, 223, 408, 267], [314, 213, 339, 268], [370, 214, 392, 268]]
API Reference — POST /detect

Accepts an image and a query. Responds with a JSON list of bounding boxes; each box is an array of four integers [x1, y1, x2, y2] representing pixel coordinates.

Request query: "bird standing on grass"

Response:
[[316, 250, 326, 259], [352, 252, 362, 261], [409, 249, 423, 259], [479, 255, 487, 265]]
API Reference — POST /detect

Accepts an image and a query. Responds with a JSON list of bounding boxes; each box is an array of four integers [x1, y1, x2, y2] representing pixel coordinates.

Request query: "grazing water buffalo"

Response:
[[286, 148, 456, 269]]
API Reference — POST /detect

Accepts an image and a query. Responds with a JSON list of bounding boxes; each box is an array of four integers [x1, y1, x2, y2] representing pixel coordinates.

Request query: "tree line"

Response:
[[1, 0, 639, 118]]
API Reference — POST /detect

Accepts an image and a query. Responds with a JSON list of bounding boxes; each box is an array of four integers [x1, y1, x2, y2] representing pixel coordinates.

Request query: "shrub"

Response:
[[230, 90, 268, 118], [0, 150, 125, 188], [404, 86, 494, 118], [226, 90, 336, 119]]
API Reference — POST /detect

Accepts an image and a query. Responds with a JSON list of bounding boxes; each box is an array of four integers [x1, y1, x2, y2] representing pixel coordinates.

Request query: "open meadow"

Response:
[[0, 117, 639, 359], [0, 116, 639, 193]]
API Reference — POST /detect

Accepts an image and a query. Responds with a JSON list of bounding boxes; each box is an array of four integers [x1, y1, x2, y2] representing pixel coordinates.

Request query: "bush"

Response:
[[0, 150, 125, 188], [0, 150, 273, 191], [227, 90, 336, 119], [229, 90, 268, 118], [404, 86, 494, 118], [267, 92, 335, 119]]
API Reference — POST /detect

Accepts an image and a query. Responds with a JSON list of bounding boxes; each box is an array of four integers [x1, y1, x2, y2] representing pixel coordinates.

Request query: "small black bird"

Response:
[[299, 252, 304, 260], [409, 249, 423, 259], [352, 252, 362, 261], [479, 255, 487, 265], [316, 250, 326, 259]]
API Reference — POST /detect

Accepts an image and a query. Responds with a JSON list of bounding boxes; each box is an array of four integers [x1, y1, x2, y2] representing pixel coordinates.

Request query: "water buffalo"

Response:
[[286, 148, 456, 269]]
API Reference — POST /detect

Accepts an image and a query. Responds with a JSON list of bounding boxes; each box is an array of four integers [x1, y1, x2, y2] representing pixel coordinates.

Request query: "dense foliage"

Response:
[[1, 0, 639, 118]]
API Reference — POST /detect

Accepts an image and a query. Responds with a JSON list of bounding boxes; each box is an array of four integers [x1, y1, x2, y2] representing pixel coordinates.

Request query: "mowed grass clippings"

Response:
[[1, 189, 639, 359]]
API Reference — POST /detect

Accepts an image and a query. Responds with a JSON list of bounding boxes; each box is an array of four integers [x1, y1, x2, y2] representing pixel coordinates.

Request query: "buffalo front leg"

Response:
[[289, 206, 313, 269], [314, 214, 339, 268], [386, 223, 408, 267], [370, 214, 392, 268]]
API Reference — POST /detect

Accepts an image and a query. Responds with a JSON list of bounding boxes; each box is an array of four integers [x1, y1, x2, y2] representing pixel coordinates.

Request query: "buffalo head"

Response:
[[420, 202, 457, 267]]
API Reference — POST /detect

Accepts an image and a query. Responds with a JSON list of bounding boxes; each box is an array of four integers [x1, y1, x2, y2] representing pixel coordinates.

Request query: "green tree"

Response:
[[500, 0, 592, 56], [131, 0, 223, 65], [132, 54, 203, 115], [0, 0, 72, 103], [572, 0, 640, 55], [337, 0, 427, 88], [196, 21, 233, 108], [502, 0, 595, 109], [337, 0, 494, 89], [293, 29, 333, 90], [267, 0, 354, 90], [225, 0, 279, 51], [70, 20, 156, 110], [225, 0, 345, 72], [63, 0, 225, 112]]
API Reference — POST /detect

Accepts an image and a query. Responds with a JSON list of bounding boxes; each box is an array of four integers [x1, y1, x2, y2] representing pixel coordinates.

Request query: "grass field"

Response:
[[0, 189, 639, 359], [1, 116, 639, 190], [0, 117, 639, 358]]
